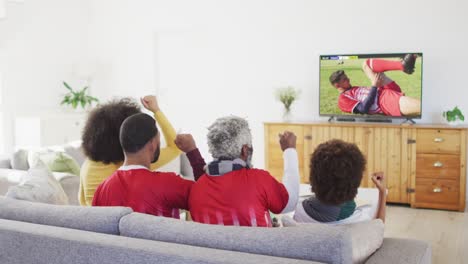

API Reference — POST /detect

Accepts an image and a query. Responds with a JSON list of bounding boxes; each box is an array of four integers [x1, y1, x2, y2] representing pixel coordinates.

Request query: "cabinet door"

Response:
[[264, 124, 304, 182], [354, 127, 373, 188], [371, 127, 409, 203]]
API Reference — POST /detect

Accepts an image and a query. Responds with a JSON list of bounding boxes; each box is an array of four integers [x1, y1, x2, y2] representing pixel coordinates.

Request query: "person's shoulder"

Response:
[[248, 168, 277, 179], [155, 171, 193, 182]]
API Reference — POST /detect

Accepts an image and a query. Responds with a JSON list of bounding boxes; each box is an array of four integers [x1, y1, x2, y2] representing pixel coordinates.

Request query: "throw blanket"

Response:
[[302, 196, 356, 222], [206, 158, 249, 176]]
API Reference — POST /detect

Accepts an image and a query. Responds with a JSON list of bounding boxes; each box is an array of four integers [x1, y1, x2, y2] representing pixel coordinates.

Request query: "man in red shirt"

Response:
[[92, 113, 195, 219], [188, 116, 300, 227], [331, 54, 421, 117]]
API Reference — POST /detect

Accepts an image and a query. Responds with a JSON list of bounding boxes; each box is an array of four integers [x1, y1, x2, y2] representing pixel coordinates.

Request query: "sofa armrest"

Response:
[[365, 237, 431, 264], [0, 155, 12, 169]]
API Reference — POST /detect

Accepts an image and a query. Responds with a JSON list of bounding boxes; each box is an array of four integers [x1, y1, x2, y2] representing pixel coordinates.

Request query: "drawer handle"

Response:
[[433, 161, 443, 167], [433, 187, 442, 193], [434, 137, 444, 143]]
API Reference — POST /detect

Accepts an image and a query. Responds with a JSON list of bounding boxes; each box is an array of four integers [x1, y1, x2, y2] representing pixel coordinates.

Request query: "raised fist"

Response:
[[140, 95, 160, 113], [279, 131, 296, 151], [371, 172, 386, 193], [174, 134, 197, 153]]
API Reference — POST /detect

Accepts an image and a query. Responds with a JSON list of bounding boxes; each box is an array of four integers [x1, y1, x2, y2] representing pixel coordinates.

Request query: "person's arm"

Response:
[[175, 134, 206, 181], [354, 72, 383, 114], [279, 131, 300, 214], [372, 172, 387, 223], [140, 96, 182, 170], [353, 86, 378, 114]]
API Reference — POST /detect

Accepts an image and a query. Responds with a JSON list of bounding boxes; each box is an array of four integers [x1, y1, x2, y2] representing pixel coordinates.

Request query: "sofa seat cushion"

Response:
[[119, 212, 353, 264], [0, 197, 132, 235]]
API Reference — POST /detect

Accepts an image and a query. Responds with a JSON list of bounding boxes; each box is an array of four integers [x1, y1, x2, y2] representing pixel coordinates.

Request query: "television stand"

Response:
[[402, 118, 416, 124]]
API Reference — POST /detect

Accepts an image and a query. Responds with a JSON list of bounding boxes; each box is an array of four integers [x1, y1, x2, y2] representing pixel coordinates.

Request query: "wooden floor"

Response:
[[385, 205, 468, 264]]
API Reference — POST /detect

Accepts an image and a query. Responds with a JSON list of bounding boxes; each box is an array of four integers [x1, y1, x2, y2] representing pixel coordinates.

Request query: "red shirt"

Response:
[[92, 168, 193, 219], [188, 168, 289, 227]]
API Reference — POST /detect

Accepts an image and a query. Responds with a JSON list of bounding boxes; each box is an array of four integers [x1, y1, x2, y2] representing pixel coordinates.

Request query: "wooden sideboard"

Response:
[[264, 122, 467, 211]]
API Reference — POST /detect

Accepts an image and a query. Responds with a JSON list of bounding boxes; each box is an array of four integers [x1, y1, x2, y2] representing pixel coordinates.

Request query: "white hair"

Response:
[[207, 116, 252, 160]]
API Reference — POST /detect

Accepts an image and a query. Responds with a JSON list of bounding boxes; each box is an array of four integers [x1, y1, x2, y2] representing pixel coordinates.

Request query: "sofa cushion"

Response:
[[5, 167, 69, 205], [11, 149, 29, 170], [0, 169, 27, 195], [63, 140, 86, 166], [342, 220, 384, 263], [119, 212, 353, 264], [28, 150, 81, 176], [53, 172, 80, 205], [0, 196, 132, 235], [365, 238, 431, 264], [282, 215, 384, 263]]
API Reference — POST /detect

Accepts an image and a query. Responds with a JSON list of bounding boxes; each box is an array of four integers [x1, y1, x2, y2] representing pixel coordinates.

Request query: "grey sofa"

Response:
[[0, 197, 431, 264]]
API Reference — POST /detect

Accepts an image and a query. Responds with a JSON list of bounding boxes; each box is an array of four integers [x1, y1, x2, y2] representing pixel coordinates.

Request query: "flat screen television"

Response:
[[319, 53, 423, 121]]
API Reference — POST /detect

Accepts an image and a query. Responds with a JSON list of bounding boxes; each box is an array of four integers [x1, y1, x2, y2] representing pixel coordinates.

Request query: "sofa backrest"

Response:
[[0, 218, 320, 264], [119, 212, 353, 264], [0, 197, 132, 235]]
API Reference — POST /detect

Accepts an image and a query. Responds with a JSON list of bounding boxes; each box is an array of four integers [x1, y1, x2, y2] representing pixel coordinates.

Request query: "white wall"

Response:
[[0, 0, 91, 153], [88, 0, 468, 168]]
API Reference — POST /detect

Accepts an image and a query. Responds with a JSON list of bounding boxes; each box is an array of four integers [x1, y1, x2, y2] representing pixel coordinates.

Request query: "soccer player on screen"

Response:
[[330, 54, 421, 116]]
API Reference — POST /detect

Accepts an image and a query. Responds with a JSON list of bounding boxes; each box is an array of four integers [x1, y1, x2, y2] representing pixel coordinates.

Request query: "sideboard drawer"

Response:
[[416, 154, 460, 180], [416, 129, 461, 154], [415, 178, 459, 206]]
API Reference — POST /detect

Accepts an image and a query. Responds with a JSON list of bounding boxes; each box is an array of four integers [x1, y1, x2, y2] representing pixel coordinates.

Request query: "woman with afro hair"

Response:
[[79, 95, 181, 206]]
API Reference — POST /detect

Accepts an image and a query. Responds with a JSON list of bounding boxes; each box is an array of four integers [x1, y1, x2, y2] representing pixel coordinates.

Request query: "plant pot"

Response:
[[447, 120, 463, 126]]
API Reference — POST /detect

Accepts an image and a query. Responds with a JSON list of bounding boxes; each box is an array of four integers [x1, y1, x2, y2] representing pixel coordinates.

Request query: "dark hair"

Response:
[[329, 70, 345, 84], [81, 98, 141, 163], [120, 113, 158, 153], [309, 139, 365, 205]]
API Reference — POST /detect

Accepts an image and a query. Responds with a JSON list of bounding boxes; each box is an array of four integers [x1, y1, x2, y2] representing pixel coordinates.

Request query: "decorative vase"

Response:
[[282, 108, 292, 123]]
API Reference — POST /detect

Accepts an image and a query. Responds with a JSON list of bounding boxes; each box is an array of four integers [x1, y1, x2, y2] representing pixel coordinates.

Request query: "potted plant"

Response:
[[275, 86, 300, 122], [443, 106, 465, 125], [60, 81, 99, 110]]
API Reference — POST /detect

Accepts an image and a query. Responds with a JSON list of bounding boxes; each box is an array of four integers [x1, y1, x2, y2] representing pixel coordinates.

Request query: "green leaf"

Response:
[[63, 81, 73, 92]]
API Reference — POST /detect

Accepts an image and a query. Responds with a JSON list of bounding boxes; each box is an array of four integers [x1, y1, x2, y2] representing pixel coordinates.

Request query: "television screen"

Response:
[[319, 53, 422, 119]]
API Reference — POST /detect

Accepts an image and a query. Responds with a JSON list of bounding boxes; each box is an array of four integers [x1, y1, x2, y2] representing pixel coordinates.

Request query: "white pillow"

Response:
[[281, 215, 384, 264], [5, 161, 69, 205]]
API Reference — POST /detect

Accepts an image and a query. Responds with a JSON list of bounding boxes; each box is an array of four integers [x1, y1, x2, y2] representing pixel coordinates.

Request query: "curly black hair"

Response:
[[82, 98, 141, 164], [309, 139, 366, 205]]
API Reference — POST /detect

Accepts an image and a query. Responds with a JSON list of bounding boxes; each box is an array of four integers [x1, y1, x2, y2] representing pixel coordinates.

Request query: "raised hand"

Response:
[[140, 95, 160, 113], [279, 131, 297, 151], [174, 134, 197, 153], [371, 172, 386, 192]]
